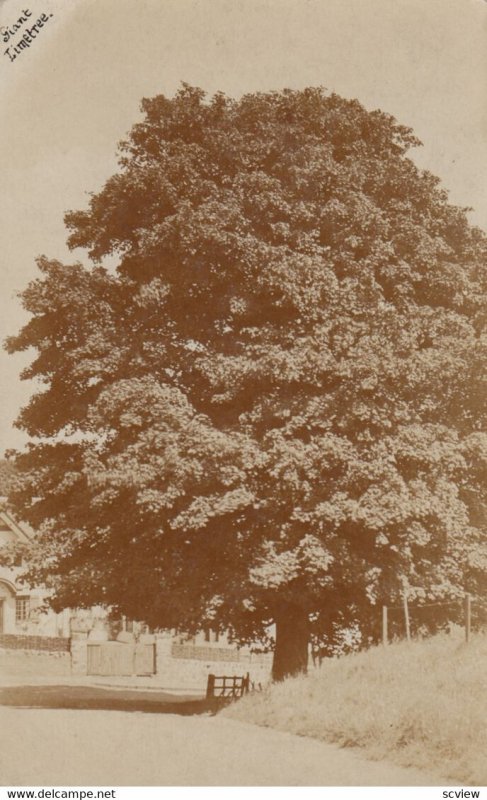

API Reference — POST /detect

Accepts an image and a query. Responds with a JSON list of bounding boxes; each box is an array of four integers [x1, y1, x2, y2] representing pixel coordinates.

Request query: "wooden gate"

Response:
[[206, 672, 250, 699], [87, 641, 156, 676]]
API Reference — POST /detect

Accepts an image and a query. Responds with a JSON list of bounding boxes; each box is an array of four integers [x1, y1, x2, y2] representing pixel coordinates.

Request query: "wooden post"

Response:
[[206, 673, 215, 699], [464, 593, 472, 644], [382, 605, 388, 646], [403, 592, 411, 642]]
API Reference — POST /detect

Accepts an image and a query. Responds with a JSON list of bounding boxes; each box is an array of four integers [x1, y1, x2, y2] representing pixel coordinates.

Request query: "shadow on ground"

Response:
[[0, 685, 225, 715]]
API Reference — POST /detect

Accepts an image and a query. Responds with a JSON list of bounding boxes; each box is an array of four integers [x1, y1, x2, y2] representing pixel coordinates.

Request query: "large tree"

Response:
[[6, 86, 487, 679]]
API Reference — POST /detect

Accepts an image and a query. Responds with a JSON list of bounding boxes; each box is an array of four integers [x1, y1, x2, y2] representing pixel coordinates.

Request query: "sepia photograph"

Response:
[[0, 0, 486, 793]]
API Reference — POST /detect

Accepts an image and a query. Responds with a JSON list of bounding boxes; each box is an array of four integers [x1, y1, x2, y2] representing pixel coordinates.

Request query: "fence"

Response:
[[381, 592, 486, 645], [206, 672, 250, 699]]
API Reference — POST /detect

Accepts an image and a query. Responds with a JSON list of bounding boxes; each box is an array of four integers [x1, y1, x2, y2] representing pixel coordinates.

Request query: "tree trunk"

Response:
[[272, 604, 309, 682]]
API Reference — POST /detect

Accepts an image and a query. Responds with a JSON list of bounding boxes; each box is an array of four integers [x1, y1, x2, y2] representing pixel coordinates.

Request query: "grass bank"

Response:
[[224, 632, 487, 784]]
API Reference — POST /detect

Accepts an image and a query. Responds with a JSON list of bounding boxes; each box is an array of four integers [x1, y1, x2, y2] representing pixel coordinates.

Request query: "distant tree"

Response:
[[6, 86, 487, 679]]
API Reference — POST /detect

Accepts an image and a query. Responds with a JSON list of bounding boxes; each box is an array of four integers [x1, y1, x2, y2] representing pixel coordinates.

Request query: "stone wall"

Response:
[[155, 635, 272, 690], [0, 647, 71, 678], [0, 631, 273, 688], [0, 633, 70, 651], [0, 633, 71, 678], [70, 631, 88, 676]]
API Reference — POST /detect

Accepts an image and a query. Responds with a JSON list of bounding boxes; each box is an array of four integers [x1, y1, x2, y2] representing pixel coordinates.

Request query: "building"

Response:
[[0, 499, 272, 686], [0, 500, 71, 638]]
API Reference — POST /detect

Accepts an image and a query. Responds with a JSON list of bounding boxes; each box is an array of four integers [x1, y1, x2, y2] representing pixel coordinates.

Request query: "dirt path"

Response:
[[0, 705, 444, 786]]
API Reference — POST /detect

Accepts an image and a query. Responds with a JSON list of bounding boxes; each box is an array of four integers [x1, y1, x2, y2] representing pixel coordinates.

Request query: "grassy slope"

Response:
[[224, 632, 487, 784]]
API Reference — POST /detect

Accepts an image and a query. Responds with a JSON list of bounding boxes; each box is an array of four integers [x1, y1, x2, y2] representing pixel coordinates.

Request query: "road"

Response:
[[0, 687, 443, 786]]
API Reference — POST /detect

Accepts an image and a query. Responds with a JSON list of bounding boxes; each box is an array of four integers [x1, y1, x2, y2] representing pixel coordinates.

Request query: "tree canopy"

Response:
[[6, 85, 487, 678]]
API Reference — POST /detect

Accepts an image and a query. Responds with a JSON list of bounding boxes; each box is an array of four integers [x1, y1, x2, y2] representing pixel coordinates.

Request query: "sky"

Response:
[[1, 0, 486, 454]]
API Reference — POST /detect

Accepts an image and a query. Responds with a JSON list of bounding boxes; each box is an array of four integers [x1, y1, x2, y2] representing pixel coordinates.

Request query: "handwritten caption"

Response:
[[2, 8, 54, 62]]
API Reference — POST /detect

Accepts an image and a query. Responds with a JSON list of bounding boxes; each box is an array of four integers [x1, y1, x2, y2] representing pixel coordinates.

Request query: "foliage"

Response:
[[5, 86, 487, 668], [0, 459, 16, 497]]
